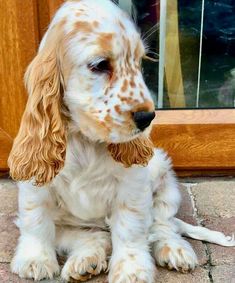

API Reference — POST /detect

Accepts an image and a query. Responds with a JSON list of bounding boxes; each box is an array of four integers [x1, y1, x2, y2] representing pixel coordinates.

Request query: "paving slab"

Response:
[[0, 263, 31, 283], [191, 181, 235, 218], [157, 267, 210, 283], [177, 184, 208, 265], [211, 265, 235, 283], [0, 215, 19, 263], [177, 184, 197, 225], [203, 216, 235, 265], [0, 179, 18, 216]]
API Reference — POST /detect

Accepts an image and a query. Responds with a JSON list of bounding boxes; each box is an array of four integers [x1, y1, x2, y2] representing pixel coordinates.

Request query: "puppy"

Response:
[[8, 0, 235, 282]]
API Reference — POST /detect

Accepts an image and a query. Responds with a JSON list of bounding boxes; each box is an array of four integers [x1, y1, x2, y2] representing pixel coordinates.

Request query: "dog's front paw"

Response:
[[109, 253, 157, 283], [153, 238, 198, 272], [11, 251, 60, 280], [61, 251, 108, 282]]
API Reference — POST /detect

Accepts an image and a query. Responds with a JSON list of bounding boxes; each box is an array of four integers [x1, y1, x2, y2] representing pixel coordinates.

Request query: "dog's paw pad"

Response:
[[61, 254, 107, 281], [109, 258, 157, 283], [11, 256, 60, 280], [154, 241, 198, 272]]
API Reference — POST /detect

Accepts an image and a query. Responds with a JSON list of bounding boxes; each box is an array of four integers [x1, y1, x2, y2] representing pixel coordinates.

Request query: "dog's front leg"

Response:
[[11, 182, 59, 281], [109, 167, 157, 283]]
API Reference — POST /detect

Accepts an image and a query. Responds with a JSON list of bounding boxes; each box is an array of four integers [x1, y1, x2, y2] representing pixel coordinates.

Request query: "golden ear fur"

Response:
[[107, 136, 154, 167], [8, 25, 67, 186]]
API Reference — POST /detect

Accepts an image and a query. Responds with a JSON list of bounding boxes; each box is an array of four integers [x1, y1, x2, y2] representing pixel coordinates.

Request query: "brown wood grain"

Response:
[[0, 0, 39, 170], [37, 0, 64, 39], [151, 109, 235, 172], [0, 129, 13, 171]]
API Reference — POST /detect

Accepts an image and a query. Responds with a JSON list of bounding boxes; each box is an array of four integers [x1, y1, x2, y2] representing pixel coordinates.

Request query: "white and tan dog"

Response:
[[8, 0, 234, 282]]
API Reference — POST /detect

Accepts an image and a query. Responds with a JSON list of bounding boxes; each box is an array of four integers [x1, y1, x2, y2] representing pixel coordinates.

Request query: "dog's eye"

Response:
[[88, 59, 112, 74]]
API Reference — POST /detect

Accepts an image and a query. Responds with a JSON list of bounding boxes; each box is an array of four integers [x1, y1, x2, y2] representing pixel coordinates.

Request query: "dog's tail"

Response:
[[173, 218, 235, 247]]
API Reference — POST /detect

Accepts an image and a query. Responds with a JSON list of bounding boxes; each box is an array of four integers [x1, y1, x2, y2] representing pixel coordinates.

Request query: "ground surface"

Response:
[[0, 176, 234, 283]]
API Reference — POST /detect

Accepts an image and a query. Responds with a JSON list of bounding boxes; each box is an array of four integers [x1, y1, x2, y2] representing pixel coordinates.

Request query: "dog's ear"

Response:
[[8, 25, 67, 186], [107, 136, 154, 167]]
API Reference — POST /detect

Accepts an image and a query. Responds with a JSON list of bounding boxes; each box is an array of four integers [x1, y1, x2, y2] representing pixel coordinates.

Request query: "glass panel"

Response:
[[117, 0, 235, 109], [199, 0, 235, 108]]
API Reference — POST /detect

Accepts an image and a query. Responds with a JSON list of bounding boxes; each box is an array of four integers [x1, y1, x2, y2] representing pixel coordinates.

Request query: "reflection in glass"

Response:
[[117, 0, 235, 109]]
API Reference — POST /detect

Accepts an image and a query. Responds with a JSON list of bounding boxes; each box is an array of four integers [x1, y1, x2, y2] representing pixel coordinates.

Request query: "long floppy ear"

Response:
[[107, 136, 154, 167], [8, 26, 67, 186]]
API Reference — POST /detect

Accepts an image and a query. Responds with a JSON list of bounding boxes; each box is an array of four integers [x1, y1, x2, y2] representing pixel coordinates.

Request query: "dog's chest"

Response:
[[55, 172, 117, 221]]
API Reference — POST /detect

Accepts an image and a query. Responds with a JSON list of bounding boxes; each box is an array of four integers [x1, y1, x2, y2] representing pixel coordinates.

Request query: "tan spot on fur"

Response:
[[97, 32, 114, 53], [107, 109, 111, 113], [129, 254, 136, 260], [119, 96, 134, 104], [178, 248, 183, 257], [139, 83, 144, 89], [74, 21, 93, 33], [119, 202, 139, 213], [160, 245, 171, 258], [110, 73, 117, 84], [121, 79, 128, 92], [130, 78, 136, 88], [140, 91, 144, 98], [104, 113, 112, 123], [133, 101, 154, 112], [130, 91, 134, 96], [93, 20, 99, 28], [25, 203, 38, 211], [131, 68, 138, 76], [114, 105, 122, 114]]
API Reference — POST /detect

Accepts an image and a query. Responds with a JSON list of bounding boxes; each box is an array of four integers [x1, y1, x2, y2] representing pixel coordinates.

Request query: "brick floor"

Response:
[[0, 177, 234, 282]]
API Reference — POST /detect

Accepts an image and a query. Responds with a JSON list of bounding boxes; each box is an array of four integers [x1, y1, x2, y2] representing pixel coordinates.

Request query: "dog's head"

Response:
[[8, 0, 156, 185]]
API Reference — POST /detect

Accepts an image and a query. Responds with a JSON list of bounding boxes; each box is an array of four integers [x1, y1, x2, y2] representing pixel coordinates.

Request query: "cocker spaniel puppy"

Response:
[[8, 0, 235, 282]]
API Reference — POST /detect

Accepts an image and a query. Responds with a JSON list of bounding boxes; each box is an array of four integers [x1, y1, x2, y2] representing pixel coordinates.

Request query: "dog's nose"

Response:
[[133, 111, 156, 131]]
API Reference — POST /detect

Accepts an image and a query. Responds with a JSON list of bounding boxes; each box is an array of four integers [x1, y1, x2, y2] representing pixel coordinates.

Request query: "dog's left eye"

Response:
[[88, 59, 112, 74]]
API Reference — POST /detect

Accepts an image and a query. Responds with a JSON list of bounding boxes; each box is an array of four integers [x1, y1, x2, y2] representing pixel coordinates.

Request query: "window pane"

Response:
[[117, 0, 235, 109], [199, 0, 235, 108]]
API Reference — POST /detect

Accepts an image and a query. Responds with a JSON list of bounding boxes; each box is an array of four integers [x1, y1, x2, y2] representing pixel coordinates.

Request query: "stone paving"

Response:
[[0, 176, 234, 283]]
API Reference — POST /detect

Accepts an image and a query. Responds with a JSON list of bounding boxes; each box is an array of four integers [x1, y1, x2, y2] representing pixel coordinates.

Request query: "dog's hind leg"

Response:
[[149, 150, 198, 272]]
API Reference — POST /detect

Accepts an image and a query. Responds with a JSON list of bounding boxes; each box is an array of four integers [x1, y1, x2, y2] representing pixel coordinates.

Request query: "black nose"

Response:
[[133, 111, 155, 131]]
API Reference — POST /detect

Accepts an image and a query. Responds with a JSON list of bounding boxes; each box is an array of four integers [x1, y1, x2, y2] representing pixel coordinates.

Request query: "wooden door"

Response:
[[0, 0, 63, 172], [0, 0, 39, 171]]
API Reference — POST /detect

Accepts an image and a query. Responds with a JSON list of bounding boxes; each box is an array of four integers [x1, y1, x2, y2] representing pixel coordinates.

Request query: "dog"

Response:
[[8, 0, 235, 282]]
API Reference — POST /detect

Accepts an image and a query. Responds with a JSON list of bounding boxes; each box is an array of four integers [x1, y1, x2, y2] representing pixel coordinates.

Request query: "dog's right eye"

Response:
[[88, 59, 112, 75]]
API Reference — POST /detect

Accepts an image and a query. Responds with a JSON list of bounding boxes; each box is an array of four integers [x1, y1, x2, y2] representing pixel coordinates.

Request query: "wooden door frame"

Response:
[[151, 109, 235, 176]]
